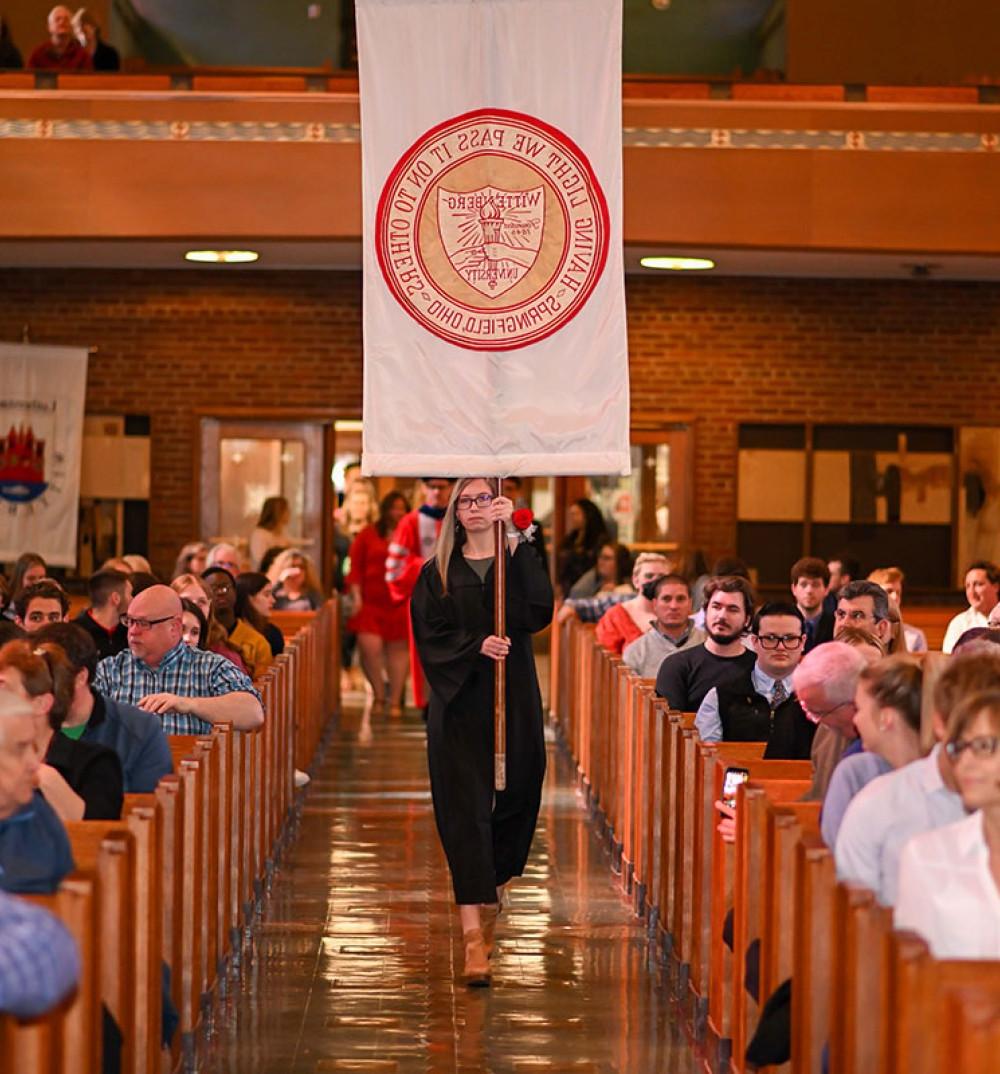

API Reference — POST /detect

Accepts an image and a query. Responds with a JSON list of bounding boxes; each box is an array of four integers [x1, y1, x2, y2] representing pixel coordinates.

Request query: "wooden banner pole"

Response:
[[494, 476, 507, 792]]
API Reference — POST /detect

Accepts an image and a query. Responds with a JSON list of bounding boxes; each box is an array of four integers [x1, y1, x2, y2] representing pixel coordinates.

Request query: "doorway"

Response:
[[197, 414, 335, 587]]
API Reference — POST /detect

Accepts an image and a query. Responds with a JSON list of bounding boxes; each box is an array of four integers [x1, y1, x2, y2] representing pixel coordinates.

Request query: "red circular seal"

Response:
[[375, 108, 610, 351]]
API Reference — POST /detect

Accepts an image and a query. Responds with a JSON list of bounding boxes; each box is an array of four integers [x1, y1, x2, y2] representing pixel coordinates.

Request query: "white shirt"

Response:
[[695, 664, 790, 743], [834, 746, 967, 906], [894, 811, 1000, 959], [942, 606, 989, 654]]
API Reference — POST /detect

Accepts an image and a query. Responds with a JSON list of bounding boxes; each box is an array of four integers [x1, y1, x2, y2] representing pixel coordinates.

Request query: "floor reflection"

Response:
[[198, 702, 700, 1074]]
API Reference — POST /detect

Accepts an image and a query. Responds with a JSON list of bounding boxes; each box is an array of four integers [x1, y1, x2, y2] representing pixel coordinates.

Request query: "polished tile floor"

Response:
[[199, 703, 700, 1073]]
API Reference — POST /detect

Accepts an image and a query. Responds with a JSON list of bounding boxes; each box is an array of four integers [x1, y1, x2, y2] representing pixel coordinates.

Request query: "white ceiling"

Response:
[[0, 239, 999, 281]]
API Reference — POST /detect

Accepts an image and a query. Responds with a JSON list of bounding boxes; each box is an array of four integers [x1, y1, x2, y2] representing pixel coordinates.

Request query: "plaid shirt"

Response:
[[0, 890, 80, 1018], [565, 590, 632, 623], [94, 641, 262, 736]]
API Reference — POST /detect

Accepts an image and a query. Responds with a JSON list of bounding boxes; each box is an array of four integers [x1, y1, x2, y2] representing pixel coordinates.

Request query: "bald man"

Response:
[[93, 585, 264, 735], [27, 6, 91, 69]]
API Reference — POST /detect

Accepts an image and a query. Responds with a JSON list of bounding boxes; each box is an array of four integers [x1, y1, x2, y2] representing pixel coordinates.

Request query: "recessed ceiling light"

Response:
[[640, 256, 715, 271], [184, 249, 259, 264]]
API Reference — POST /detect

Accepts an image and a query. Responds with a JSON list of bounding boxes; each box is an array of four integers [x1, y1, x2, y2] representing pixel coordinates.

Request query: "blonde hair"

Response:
[[269, 548, 323, 595], [631, 552, 671, 586], [868, 566, 904, 588], [434, 477, 494, 595]]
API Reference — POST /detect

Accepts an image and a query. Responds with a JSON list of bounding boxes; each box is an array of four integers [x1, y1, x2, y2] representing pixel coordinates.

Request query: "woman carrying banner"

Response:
[[411, 477, 552, 986]]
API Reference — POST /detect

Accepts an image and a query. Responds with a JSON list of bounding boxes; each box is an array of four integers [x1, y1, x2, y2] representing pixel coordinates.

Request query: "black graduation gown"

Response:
[[411, 540, 553, 904]]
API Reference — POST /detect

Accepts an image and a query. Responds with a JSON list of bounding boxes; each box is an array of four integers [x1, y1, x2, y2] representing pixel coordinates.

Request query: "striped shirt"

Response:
[[0, 890, 80, 1018], [94, 642, 262, 736]]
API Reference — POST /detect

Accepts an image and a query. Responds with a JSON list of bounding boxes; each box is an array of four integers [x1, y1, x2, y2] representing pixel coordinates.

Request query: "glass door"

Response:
[[198, 416, 334, 586]]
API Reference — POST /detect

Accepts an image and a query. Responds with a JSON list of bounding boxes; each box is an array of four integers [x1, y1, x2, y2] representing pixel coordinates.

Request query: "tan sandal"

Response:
[[462, 928, 491, 987]]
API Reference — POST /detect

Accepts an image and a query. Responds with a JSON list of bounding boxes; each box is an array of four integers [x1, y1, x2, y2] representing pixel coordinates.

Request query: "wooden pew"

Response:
[[729, 776, 813, 1068], [0, 877, 101, 1074], [704, 755, 811, 1056], [758, 802, 821, 1018], [63, 824, 137, 1074], [791, 835, 836, 1074]]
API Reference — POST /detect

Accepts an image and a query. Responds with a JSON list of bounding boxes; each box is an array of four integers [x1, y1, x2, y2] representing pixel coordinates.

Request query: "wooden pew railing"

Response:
[[553, 614, 1000, 1074], [0, 598, 340, 1074]]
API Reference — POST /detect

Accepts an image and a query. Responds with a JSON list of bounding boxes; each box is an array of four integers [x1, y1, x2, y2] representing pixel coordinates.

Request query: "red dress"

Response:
[[595, 601, 645, 656], [346, 525, 409, 642]]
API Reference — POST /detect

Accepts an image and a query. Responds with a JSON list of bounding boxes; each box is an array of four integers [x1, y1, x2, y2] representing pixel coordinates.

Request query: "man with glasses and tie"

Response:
[[695, 602, 816, 760], [94, 585, 264, 735]]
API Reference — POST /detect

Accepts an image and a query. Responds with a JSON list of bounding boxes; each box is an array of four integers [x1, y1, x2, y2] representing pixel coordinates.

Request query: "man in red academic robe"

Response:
[[385, 478, 453, 711], [27, 6, 91, 70]]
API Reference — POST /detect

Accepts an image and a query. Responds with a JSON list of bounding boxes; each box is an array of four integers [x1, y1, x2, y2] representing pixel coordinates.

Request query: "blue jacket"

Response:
[[82, 688, 174, 794], [0, 792, 75, 894]]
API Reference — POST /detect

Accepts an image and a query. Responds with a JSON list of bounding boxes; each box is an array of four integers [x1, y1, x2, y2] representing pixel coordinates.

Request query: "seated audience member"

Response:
[[269, 549, 324, 611], [235, 572, 284, 658], [170, 573, 249, 672], [594, 553, 672, 656], [94, 584, 264, 734], [833, 579, 892, 649], [128, 570, 160, 597], [180, 599, 208, 649], [895, 690, 1000, 959], [0, 691, 74, 893], [172, 541, 209, 580], [696, 602, 815, 760], [821, 656, 922, 847], [27, 4, 90, 68], [71, 7, 118, 70], [206, 542, 243, 577], [2, 553, 47, 620], [557, 497, 609, 597], [867, 566, 927, 653], [823, 553, 860, 615], [202, 567, 271, 677], [942, 560, 1000, 653], [954, 627, 1000, 652], [831, 650, 999, 906], [34, 623, 173, 794], [0, 640, 122, 821], [0, 16, 23, 70], [835, 624, 887, 660], [792, 642, 868, 801], [656, 576, 756, 712], [622, 574, 705, 678], [568, 542, 632, 599], [789, 557, 834, 653], [73, 567, 131, 659], [690, 556, 751, 631], [14, 579, 68, 633], [0, 888, 80, 1017]]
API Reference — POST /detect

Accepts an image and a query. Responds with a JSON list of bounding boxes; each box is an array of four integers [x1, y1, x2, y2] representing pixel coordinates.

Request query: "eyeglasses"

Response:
[[799, 698, 854, 724], [456, 493, 494, 511], [124, 614, 176, 631], [945, 735, 1000, 761], [835, 608, 883, 623], [755, 633, 804, 650]]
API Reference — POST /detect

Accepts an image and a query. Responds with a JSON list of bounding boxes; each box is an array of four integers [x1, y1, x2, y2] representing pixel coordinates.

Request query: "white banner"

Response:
[[0, 344, 88, 567], [358, 0, 630, 477]]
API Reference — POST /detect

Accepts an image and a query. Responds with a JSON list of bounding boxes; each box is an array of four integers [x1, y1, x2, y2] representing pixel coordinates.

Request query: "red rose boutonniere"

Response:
[[512, 508, 534, 531]]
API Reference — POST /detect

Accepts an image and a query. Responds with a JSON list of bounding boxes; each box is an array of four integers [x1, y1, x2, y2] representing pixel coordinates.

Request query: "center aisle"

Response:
[[200, 705, 699, 1073]]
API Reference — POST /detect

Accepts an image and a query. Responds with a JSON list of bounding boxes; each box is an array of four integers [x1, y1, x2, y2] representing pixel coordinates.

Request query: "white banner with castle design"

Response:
[[0, 344, 88, 567], [357, 0, 630, 476]]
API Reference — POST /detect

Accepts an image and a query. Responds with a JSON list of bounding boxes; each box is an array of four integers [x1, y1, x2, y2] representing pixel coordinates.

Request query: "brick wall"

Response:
[[2, 268, 998, 575]]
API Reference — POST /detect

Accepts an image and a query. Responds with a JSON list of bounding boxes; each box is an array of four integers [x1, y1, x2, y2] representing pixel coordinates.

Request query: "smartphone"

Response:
[[721, 766, 750, 809]]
